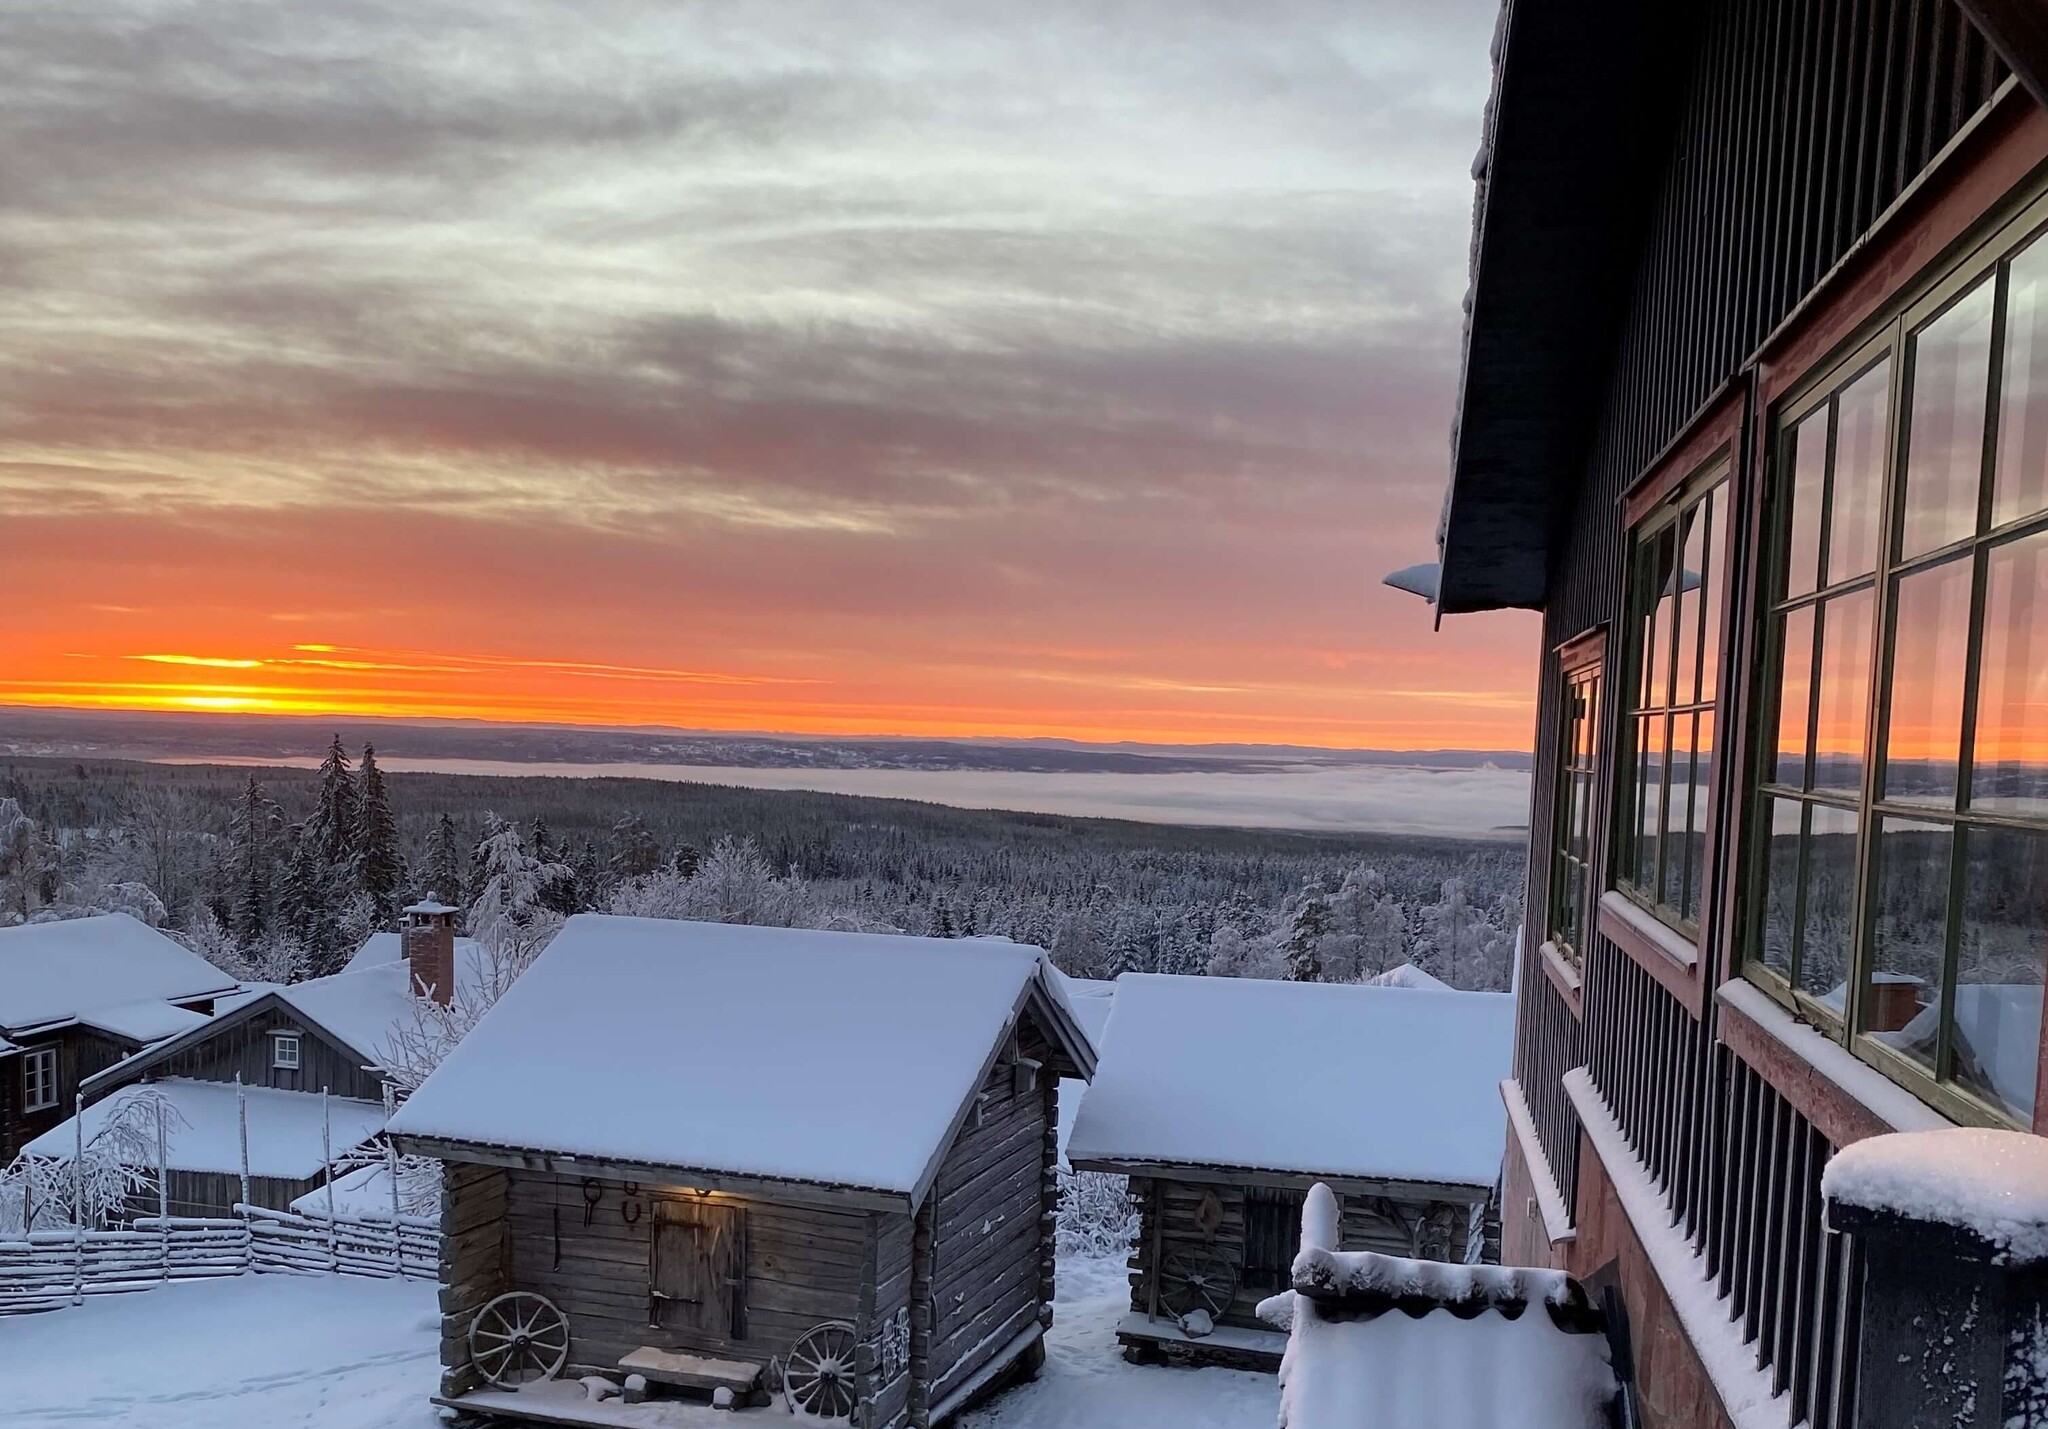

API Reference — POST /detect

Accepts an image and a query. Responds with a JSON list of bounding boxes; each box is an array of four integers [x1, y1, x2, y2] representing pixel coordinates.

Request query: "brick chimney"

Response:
[[401, 896, 459, 1005]]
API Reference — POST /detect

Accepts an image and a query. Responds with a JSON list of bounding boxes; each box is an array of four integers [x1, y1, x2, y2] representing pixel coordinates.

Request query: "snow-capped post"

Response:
[[382, 1082, 405, 1279], [1822, 1128, 2048, 1429], [157, 1103, 170, 1283], [322, 1087, 338, 1274], [235, 1073, 250, 1217], [72, 1091, 85, 1306]]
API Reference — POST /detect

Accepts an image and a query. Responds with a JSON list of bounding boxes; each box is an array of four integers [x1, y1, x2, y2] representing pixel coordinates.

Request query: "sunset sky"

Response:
[[0, 0, 1537, 750]]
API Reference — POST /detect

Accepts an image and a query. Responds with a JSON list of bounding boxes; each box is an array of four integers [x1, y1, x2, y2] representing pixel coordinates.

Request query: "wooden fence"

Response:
[[0, 1204, 435, 1315]]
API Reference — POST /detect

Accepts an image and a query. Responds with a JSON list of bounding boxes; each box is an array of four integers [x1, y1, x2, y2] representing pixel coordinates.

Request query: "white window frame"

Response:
[[272, 1033, 302, 1071], [22, 1047, 57, 1113]]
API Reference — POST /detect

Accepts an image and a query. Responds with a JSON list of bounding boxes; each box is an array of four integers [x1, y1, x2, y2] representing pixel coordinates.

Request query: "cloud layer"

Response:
[[0, 0, 1537, 746]]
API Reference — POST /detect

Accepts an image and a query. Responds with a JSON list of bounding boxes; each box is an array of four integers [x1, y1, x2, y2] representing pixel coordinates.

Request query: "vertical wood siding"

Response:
[[144, 1003, 386, 1101]]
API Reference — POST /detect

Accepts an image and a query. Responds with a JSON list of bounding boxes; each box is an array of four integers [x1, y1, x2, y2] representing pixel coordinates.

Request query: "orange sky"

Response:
[[0, 0, 1538, 751]]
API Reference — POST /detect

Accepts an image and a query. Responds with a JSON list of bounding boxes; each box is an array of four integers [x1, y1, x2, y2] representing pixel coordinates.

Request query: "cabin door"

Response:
[[651, 1199, 748, 1339]]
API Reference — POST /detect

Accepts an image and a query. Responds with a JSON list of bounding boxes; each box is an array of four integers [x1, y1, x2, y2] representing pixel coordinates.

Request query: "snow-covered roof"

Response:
[[271, 965, 416, 1067], [1068, 974, 1513, 1190], [23, 1078, 386, 1181], [389, 914, 1085, 1201], [1057, 973, 1116, 1046], [0, 914, 237, 1034], [1365, 962, 1453, 992], [74, 999, 213, 1045], [1260, 1184, 1613, 1429]]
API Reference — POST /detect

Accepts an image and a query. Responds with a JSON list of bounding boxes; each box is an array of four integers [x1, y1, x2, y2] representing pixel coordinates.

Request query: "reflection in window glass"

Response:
[[1760, 797, 1802, 981], [1548, 660, 1602, 962], [1662, 716, 1695, 912], [1865, 818, 1951, 1073], [1786, 408, 1829, 598], [1636, 716, 1665, 893], [1954, 826, 2046, 1124], [1882, 555, 1972, 807], [1901, 281, 1994, 559], [1973, 532, 2048, 819], [1797, 805, 1860, 1000], [1645, 527, 1676, 711], [1773, 607, 1815, 788], [1831, 359, 1891, 582], [1687, 712, 1715, 923], [1995, 233, 2048, 529], [1812, 590, 1875, 794], [1697, 487, 1723, 704]]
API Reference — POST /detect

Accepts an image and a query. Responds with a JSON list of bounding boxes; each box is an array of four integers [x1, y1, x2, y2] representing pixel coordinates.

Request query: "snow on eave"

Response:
[[0, 913, 239, 1033], [78, 985, 386, 1099]]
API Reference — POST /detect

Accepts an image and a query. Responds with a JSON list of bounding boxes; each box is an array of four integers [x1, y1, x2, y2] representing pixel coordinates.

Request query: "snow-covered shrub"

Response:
[[0, 1087, 186, 1231], [1057, 1168, 1138, 1259]]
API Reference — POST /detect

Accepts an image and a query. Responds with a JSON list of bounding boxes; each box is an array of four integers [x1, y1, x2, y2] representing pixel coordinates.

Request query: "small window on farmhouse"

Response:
[[1747, 201, 2048, 1129], [1616, 464, 1730, 934], [22, 1047, 57, 1113], [1242, 1189, 1305, 1292], [1547, 643, 1604, 965], [272, 1033, 301, 1071]]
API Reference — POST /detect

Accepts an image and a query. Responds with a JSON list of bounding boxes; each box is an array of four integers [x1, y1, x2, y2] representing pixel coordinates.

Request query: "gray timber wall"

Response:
[[144, 1003, 385, 1099], [919, 1021, 1055, 1415], [1130, 1178, 1480, 1331], [439, 1161, 511, 1399]]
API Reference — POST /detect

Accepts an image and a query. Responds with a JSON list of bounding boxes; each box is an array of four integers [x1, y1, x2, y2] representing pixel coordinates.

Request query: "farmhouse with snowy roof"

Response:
[[30, 901, 473, 1218], [386, 914, 1095, 1428], [0, 913, 236, 1166], [1066, 973, 1513, 1369]]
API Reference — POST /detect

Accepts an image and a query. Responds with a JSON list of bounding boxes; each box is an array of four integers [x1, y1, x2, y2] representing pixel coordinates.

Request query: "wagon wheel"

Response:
[[1158, 1247, 1237, 1324], [782, 1320, 860, 1419], [469, 1291, 570, 1388]]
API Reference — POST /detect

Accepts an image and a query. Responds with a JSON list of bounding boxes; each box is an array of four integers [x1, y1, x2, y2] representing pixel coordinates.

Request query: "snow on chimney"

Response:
[[401, 897, 459, 1005]]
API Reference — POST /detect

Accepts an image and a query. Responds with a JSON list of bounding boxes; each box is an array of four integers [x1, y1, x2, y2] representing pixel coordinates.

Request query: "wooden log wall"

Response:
[[860, 1212, 915, 1429], [439, 1161, 509, 1399], [142, 1003, 385, 1100], [1, 1029, 136, 1163], [1130, 1178, 1479, 1331], [500, 1170, 868, 1377], [921, 1019, 1054, 1412]]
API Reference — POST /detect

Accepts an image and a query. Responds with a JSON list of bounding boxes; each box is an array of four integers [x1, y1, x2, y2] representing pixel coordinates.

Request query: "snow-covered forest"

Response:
[[0, 747, 1524, 991]]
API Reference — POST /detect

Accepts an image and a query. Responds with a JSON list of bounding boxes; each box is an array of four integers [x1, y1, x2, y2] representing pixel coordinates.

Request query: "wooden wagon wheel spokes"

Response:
[[1158, 1246, 1238, 1324], [782, 1320, 860, 1420], [469, 1292, 571, 1388]]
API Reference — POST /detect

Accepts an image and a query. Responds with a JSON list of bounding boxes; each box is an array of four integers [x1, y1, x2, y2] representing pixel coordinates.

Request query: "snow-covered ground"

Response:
[[0, 1255, 1276, 1429]]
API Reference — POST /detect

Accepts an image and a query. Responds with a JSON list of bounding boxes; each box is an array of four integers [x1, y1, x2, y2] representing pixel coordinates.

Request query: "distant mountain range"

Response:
[[0, 706, 1533, 776]]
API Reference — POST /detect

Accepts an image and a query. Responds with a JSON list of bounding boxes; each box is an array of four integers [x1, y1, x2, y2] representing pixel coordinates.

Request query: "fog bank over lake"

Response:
[[162, 756, 1531, 838]]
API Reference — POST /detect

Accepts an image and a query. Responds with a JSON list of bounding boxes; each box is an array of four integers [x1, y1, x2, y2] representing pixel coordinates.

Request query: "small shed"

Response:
[[1066, 973, 1513, 1369], [387, 914, 1094, 1429]]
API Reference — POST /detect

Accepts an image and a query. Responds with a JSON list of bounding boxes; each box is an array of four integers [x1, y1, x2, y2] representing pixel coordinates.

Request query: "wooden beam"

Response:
[[388, 1135, 911, 1214], [1954, 0, 2048, 110]]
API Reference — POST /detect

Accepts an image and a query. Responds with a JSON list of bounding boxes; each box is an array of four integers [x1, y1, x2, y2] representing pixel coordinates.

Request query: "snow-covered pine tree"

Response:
[[230, 776, 274, 944], [610, 814, 660, 879], [353, 743, 403, 922], [1286, 882, 1332, 981], [423, 813, 464, 910], [309, 734, 361, 870], [280, 823, 346, 976]]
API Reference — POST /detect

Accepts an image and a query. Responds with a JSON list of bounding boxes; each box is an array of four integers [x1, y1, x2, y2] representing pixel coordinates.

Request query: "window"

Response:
[[1750, 202, 2048, 1128], [1547, 641, 1604, 964], [272, 1033, 301, 1071], [22, 1047, 57, 1113], [1242, 1189, 1305, 1291], [1617, 464, 1730, 933]]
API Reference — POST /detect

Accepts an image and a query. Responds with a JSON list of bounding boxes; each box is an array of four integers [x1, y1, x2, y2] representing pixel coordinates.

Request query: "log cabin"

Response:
[[0, 913, 234, 1167], [386, 915, 1095, 1429], [1431, 2, 2048, 1425], [1066, 973, 1513, 1370]]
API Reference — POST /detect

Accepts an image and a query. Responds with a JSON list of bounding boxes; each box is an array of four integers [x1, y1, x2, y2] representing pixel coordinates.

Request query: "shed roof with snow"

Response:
[[387, 914, 1095, 1207], [24, 1078, 387, 1181], [0, 914, 238, 1036], [1068, 973, 1514, 1192]]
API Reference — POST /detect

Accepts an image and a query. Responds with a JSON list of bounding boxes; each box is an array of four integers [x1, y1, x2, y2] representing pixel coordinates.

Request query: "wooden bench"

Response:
[[616, 1346, 764, 1402]]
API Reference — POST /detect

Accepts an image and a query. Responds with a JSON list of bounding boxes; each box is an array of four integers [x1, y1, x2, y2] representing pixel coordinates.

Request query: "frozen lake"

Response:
[[163, 755, 1531, 839]]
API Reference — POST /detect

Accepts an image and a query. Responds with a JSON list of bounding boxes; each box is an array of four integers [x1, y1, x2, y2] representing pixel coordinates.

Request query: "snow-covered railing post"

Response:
[[1822, 1129, 2048, 1429], [321, 1088, 338, 1275], [156, 1106, 170, 1284], [71, 1093, 85, 1307], [382, 1082, 404, 1280], [234, 1073, 251, 1218]]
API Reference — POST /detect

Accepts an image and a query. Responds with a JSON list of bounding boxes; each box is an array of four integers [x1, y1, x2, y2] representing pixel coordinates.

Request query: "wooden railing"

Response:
[[1513, 965, 1583, 1212]]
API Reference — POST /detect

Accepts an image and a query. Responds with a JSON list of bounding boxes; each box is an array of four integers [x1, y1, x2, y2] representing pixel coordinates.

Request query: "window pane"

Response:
[[1901, 281, 1994, 559], [1636, 714, 1666, 892], [1785, 408, 1829, 598], [1796, 804, 1860, 1001], [1973, 531, 2048, 819], [1882, 555, 1973, 808], [1688, 712, 1716, 923], [1830, 359, 1891, 582], [1812, 589, 1875, 795], [1995, 232, 2048, 529], [1643, 526, 1677, 711], [1954, 826, 2045, 1124], [1697, 486, 1724, 705], [1759, 797, 1802, 981], [1863, 818, 1950, 1075], [1663, 714, 1695, 912], [1677, 498, 1710, 706], [1772, 606, 1816, 788]]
